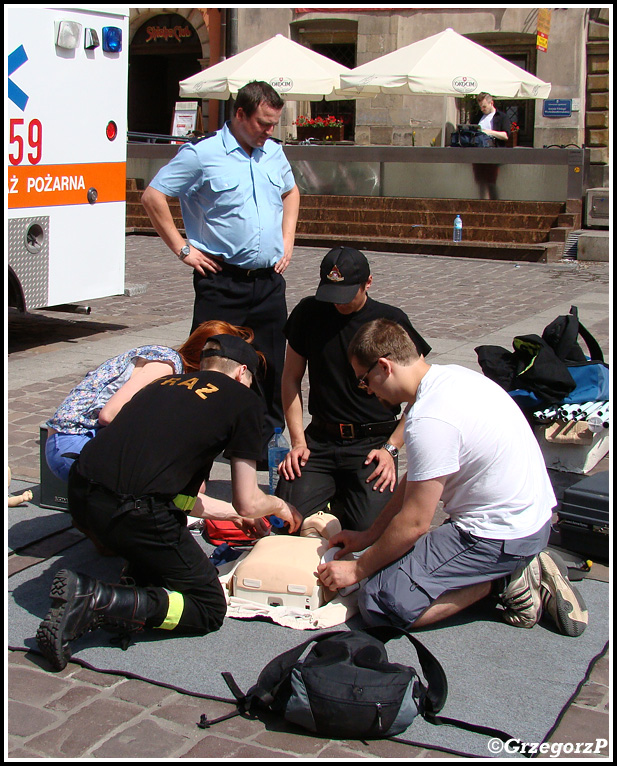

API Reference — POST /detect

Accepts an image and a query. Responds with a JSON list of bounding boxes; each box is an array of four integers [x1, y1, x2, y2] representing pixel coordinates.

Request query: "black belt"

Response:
[[310, 418, 399, 440], [217, 260, 275, 280]]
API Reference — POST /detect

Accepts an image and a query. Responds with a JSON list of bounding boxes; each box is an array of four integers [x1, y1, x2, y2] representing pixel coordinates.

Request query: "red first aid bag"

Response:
[[202, 519, 270, 547]]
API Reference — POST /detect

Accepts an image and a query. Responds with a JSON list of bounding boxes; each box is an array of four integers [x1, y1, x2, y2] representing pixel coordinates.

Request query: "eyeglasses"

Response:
[[357, 352, 390, 390]]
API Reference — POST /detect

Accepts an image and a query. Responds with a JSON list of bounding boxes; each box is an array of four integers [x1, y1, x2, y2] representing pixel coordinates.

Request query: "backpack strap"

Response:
[[420, 710, 528, 756], [575, 320, 605, 364], [365, 626, 528, 756], [561, 306, 605, 363], [217, 630, 347, 713], [363, 625, 448, 714], [195, 638, 322, 730]]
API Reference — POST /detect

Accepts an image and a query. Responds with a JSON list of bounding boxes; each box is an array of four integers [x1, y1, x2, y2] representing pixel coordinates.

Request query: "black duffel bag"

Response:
[[450, 126, 494, 147]]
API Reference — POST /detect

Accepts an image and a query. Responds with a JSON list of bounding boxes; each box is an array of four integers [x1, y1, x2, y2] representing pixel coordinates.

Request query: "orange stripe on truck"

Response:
[[7, 162, 126, 209]]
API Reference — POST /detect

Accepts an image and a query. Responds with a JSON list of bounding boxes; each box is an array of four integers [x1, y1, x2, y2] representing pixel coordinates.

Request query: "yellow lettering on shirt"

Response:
[[160, 377, 182, 386], [195, 383, 219, 400], [177, 377, 198, 390]]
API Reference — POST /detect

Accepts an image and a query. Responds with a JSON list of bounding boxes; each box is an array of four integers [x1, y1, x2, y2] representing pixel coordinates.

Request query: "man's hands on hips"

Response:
[[274, 245, 293, 274], [181, 245, 223, 277]]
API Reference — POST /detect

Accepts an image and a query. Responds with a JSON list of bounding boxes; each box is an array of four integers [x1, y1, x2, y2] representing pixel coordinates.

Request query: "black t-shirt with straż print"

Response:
[[77, 371, 263, 498]]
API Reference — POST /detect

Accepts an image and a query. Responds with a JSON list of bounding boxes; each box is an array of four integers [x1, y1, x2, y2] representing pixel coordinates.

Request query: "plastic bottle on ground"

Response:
[[453, 215, 463, 242]]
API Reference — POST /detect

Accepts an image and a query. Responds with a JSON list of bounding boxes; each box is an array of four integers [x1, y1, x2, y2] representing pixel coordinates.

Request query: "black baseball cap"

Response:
[[315, 246, 371, 304], [200, 335, 259, 376]]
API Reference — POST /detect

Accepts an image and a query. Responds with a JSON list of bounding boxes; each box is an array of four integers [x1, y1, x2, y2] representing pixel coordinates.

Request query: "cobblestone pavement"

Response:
[[7, 236, 610, 759]]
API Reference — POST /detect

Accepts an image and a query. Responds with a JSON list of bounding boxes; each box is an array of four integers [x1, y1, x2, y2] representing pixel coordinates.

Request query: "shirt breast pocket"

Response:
[[208, 175, 244, 214], [265, 171, 285, 210]]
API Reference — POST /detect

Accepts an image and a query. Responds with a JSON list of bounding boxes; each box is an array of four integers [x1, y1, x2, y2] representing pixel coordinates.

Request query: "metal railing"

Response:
[[127, 131, 192, 144]]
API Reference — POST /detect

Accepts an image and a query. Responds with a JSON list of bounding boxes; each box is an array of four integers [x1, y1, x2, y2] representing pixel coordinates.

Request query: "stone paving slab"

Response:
[[7, 236, 610, 759]]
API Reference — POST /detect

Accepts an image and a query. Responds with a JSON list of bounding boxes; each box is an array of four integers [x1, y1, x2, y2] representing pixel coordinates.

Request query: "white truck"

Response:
[[7, 5, 129, 312]]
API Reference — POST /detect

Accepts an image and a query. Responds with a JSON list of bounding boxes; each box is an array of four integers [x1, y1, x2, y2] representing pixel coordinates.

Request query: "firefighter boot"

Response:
[[36, 568, 148, 671]]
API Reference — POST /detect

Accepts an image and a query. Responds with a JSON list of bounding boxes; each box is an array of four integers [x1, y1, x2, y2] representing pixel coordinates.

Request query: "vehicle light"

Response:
[[102, 26, 122, 53], [106, 121, 118, 141], [55, 21, 82, 49], [84, 29, 100, 50]]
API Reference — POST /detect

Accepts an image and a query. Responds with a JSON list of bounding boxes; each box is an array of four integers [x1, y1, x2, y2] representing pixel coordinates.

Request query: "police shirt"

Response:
[[149, 122, 296, 269], [285, 296, 431, 424], [77, 371, 263, 498]]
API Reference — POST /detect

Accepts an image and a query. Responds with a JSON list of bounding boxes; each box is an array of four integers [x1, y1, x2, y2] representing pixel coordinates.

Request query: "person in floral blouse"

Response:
[[45, 320, 254, 482]]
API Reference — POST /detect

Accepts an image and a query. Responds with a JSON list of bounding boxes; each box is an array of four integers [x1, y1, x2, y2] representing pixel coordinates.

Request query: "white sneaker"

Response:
[[538, 550, 588, 637], [499, 556, 542, 628]]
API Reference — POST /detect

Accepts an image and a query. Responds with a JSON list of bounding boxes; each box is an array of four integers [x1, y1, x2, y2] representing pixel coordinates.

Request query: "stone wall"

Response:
[[231, 7, 605, 153], [585, 8, 610, 172]]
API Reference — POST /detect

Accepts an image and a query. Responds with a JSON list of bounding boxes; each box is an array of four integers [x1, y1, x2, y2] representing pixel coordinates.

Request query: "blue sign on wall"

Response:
[[543, 99, 573, 117]]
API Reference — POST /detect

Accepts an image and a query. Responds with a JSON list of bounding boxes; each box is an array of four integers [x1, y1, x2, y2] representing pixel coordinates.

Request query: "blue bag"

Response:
[[562, 364, 610, 404]]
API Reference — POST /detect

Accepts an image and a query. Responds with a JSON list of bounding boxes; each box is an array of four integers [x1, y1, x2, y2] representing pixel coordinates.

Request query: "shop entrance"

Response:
[[129, 13, 203, 136]]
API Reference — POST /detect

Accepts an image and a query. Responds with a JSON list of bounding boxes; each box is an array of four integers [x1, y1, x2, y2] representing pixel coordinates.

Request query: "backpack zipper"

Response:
[[376, 703, 384, 732]]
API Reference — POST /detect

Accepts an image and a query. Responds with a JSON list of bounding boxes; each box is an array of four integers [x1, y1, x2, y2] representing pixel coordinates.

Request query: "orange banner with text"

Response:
[[7, 162, 126, 209]]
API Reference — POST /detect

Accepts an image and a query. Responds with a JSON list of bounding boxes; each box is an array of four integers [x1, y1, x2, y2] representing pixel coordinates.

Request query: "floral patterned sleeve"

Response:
[[46, 346, 183, 434]]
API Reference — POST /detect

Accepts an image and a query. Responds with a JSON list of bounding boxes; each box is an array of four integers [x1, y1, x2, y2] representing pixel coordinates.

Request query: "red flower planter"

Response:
[[296, 125, 344, 142]]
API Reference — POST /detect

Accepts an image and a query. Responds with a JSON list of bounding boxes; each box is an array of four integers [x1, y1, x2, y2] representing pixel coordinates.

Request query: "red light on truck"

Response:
[[106, 121, 118, 141]]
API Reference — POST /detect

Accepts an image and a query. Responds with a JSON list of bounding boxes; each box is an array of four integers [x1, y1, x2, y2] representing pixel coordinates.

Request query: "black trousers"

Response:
[[192, 267, 287, 452], [68, 466, 226, 634], [275, 427, 397, 532]]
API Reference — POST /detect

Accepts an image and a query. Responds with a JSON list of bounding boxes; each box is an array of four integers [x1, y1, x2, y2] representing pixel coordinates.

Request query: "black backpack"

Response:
[[198, 626, 521, 749], [541, 305, 604, 365], [476, 306, 606, 406]]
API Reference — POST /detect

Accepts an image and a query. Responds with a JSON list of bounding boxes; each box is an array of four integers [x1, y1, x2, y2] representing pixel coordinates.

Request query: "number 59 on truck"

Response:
[[7, 5, 129, 312]]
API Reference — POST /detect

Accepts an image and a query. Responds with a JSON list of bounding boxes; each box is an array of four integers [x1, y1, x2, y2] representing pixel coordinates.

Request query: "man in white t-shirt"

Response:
[[317, 318, 588, 637], [476, 92, 510, 146]]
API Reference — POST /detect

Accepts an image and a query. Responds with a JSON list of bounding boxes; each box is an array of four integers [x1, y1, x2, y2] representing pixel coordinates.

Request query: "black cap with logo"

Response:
[[315, 246, 371, 304]]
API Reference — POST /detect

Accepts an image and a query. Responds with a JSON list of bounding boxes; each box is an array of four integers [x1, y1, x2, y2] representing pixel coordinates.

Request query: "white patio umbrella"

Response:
[[339, 28, 551, 99], [179, 34, 361, 101]]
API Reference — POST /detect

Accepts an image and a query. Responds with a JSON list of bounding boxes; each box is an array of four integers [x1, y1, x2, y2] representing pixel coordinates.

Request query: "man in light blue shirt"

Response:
[[142, 81, 300, 458]]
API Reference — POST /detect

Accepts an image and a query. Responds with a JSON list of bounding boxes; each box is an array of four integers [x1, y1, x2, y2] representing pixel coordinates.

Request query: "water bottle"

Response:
[[453, 215, 463, 242], [268, 427, 289, 495]]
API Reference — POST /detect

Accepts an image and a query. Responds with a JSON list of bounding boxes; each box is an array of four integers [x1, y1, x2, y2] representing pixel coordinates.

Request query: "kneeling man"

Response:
[[317, 319, 588, 637]]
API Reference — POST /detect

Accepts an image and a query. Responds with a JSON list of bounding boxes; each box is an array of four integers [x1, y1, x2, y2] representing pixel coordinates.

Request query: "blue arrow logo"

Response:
[[8, 45, 29, 111]]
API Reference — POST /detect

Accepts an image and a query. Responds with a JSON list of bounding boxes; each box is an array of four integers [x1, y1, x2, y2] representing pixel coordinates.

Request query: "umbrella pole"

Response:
[[442, 96, 447, 147]]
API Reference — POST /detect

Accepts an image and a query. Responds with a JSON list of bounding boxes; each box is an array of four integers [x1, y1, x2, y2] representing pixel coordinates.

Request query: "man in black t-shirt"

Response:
[[275, 246, 430, 531], [37, 335, 301, 672]]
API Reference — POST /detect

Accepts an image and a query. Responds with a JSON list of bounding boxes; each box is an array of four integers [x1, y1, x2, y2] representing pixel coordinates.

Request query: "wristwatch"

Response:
[[382, 442, 399, 458], [178, 244, 191, 260]]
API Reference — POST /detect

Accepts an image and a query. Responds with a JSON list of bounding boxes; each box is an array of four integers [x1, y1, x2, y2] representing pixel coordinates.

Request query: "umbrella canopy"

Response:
[[339, 28, 551, 99], [179, 34, 360, 101]]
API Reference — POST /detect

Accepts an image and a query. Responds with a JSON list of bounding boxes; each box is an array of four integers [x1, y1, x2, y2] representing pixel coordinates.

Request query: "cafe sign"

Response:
[[132, 13, 200, 51], [145, 24, 192, 44]]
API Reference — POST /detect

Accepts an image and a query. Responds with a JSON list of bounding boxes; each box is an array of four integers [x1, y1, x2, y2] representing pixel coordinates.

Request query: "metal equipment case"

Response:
[[557, 471, 609, 561]]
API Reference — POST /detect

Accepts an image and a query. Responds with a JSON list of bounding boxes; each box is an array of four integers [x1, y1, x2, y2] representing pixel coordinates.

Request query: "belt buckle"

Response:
[[340, 423, 355, 439]]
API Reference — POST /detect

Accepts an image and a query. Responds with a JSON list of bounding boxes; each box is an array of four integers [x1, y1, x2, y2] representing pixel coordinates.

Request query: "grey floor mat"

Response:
[[8, 535, 608, 758]]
